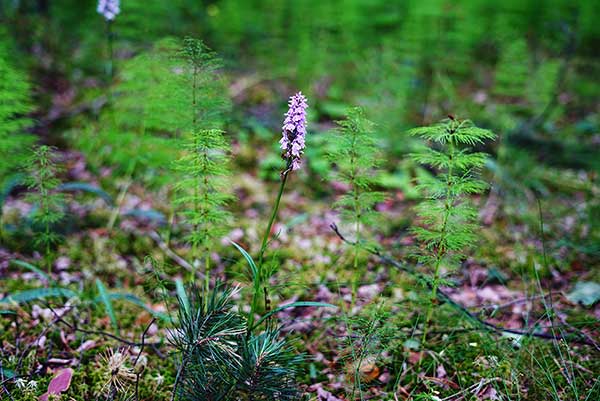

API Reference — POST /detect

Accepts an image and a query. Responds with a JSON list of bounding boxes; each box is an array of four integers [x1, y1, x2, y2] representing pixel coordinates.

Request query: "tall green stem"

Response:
[[249, 167, 290, 329], [106, 20, 114, 82], [190, 65, 199, 283], [257, 169, 290, 267], [349, 130, 361, 306], [204, 253, 211, 302], [421, 130, 456, 350], [42, 185, 51, 275]]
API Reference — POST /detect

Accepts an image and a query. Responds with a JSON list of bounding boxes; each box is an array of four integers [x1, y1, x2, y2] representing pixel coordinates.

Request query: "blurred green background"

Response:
[[2, 0, 599, 179]]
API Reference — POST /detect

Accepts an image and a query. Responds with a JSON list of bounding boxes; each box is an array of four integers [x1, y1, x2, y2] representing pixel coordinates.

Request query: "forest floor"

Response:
[[1, 79, 599, 401]]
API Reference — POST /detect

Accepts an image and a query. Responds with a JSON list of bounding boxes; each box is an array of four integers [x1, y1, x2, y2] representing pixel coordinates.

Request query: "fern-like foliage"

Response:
[[173, 128, 232, 265], [0, 40, 34, 187], [339, 302, 392, 397], [409, 117, 495, 340], [23, 145, 66, 272], [329, 108, 384, 294], [74, 40, 179, 184], [171, 285, 302, 401], [75, 37, 230, 187], [171, 38, 232, 273], [493, 38, 530, 100]]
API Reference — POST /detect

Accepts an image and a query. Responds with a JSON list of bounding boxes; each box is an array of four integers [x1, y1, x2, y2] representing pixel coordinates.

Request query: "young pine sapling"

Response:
[[170, 285, 303, 400]]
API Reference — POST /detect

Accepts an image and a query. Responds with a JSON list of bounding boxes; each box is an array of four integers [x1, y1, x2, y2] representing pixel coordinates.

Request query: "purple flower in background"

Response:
[[97, 0, 120, 21], [280, 92, 308, 171]]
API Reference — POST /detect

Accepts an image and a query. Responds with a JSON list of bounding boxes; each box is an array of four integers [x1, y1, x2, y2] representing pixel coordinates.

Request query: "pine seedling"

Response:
[[170, 285, 246, 400], [23, 145, 66, 274], [233, 329, 303, 400], [172, 38, 233, 286], [329, 108, 384, 303], [408, 117, 495, 347], [170, 285, 303, 401]]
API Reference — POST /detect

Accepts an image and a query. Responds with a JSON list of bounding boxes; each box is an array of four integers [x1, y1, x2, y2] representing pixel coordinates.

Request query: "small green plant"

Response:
[[329, 108, 384, 302], [493, 38, 530, 100], [339, 301, 391, 400], [0, 38, 34, 187], [252, 91, 309, 327], [172, 38, 233, 285], [76, 37, 228, 184], [408, 116, 495, 349], [170, 285, 303, 401], [173, 127, 232, 284], [0, 38, 35, 242], [23, 145, 66, 274]]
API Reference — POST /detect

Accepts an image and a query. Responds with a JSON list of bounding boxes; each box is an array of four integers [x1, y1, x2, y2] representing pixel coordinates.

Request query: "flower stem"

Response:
[[249, 165, 290, 329], [258, 169, 289, 267], [106, 20, 114, 82]]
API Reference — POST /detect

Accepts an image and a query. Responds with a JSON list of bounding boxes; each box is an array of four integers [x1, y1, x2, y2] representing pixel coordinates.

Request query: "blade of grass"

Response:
[[104, 293, 171, 322], [0, 288, 77, 304], [10, 260, 50, 281], [96, 279, 118, 333], [175, 278, 190, 316]]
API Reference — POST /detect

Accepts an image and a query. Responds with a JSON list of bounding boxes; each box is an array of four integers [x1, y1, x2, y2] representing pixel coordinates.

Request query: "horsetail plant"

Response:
[[173, 38, 232, 287], [174, 128, 232, 285], [408, 116, 495, 349], [329, 108, 384, 304], [0, 39, 34, 240], [23, 145, 66, 274], [0, 42, 34, 186]]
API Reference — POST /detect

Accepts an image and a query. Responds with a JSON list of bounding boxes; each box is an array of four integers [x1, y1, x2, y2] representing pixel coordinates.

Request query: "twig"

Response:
[[134, 318, 156, 401], [38, 95, 108, 128], [330, 223, 596, 346], [472, 293, 551, 311], [440, 377, 506, 401], [147, 230, 196, 274], [0, 348, 15, 400], [170, 351, 190, 401], [556, 311, 600, 352], [45, 303, 162, 347]]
